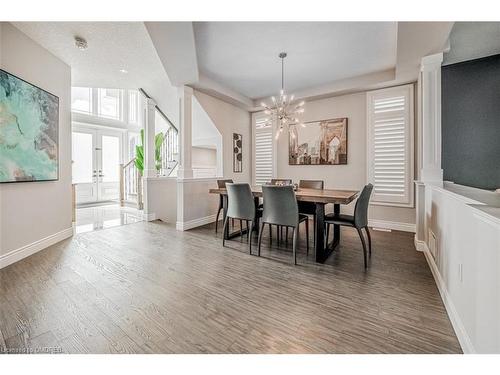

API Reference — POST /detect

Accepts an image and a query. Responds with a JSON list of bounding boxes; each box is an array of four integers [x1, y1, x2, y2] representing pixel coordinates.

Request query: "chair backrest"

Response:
[[354, 183, 374, 228], [261, 185, 299, 227], [299, 179, 324, 190], [217, 179, 233, 188], [270, 178, 293, 186], [226, 183, 255, 221]]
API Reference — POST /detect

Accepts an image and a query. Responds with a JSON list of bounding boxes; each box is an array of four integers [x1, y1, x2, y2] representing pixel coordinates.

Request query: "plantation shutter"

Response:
[[254, 114, 274, 185], [367, 84, 414, 206]]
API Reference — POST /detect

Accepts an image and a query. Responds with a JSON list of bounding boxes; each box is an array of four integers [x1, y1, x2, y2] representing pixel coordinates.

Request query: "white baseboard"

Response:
[[421, 244, 475, 354], [143, 212, 156, 221], [368, 219, 416, 233], [0, 227, 74, 269], [414, 236, 428, 252], [176, 214, 217, 231]]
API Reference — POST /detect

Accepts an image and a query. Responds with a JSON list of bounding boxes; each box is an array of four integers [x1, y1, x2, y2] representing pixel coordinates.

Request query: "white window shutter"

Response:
[[253, 113, 274, 185], [367, 84, 414, 207]]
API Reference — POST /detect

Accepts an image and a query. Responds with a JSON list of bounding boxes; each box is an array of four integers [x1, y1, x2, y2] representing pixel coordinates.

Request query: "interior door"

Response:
[[72, 130, 98, 204]]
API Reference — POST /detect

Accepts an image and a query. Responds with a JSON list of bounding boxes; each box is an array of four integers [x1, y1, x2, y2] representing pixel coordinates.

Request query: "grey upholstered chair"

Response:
[[223, 183, 258, 254], [266, 178, 293, 244], [257, 185, 309, 265], [215, 179, 233, 233], [298, 179, 324, 249], [324, 184, 374, 268]]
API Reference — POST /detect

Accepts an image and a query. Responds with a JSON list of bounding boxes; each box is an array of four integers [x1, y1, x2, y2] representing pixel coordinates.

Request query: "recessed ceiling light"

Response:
[[119, 69, 128, 74], [74, 36, 88, 51]]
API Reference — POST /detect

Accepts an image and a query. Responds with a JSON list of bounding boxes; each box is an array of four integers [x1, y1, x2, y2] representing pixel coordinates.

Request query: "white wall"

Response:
[[275, 91, 416, 226], [0, 23, 72, 265], [192, 95, 222, 176], [420, 184, 500, 353], [192, 147, 217, 167], [194, 90, 251, 183]]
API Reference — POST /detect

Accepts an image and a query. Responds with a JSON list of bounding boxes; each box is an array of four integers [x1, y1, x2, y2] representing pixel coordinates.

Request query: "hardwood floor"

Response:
[[0, 220, 462, 354]]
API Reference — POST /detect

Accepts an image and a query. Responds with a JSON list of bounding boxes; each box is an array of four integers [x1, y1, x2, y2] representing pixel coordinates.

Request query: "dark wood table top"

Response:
[[209, 186, 359, 205]]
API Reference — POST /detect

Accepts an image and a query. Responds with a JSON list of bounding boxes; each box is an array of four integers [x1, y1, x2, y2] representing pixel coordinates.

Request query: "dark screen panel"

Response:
[[442, 54, 500, 190]]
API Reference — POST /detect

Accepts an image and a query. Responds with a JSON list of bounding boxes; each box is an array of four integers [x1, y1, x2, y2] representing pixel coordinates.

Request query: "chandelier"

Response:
[[260, 52, 305, 139]]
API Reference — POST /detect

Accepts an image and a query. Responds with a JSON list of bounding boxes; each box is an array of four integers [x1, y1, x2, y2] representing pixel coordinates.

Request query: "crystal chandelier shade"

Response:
[[260, 52, 305, 139]]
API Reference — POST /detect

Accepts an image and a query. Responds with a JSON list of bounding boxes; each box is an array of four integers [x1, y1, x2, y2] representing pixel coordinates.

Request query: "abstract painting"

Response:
[[289, 118, 347, 165], [233, 133, 242, 173], [0, 69, 59, 183]]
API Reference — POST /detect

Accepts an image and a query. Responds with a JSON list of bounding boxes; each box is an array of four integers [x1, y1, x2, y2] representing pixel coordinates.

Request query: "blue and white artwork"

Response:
[[0, 69, 59, 183]]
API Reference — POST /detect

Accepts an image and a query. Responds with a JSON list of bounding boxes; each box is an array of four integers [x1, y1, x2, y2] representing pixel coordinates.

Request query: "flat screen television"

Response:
[[0, 69, 59, 183]]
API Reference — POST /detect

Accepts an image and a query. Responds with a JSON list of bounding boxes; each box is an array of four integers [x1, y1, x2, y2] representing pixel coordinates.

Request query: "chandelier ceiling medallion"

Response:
[[261, 52, 305, 140]]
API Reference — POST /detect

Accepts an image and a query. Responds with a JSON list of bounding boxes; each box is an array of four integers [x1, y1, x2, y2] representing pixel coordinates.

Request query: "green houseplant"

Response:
[[134, 129, 165, 174]]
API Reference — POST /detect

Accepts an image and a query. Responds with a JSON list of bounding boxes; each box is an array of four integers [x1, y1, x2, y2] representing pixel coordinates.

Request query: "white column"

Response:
[[177, 85, 193, 179], [419, 52, 444, 185], [414, 52, 444, 250], [142, 97, 157, 221], [144, 97, 157, 179]]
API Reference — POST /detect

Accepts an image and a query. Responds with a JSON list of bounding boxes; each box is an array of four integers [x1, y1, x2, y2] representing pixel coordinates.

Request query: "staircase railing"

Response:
[[120, 158, 143, 209], [159, 126, 179, 176]]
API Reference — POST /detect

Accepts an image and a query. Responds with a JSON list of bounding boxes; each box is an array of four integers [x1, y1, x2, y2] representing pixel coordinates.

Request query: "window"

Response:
[[128, 132, 140, 161], [128, 90, 139, 124], [253, 113, 274, 185], [98, 88, 121, 120], [71, 87, 92, 114], [367, 84, 414, 207]]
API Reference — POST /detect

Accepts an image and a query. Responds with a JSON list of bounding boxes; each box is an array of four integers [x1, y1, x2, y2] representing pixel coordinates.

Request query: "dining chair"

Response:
[[222, 183, 259, 254], [257, 185, 309, 265], [267, 178, 294, 244], [324, 183, 373, 268], [298, 179, 324, 250], [270, 178, 293, 186], [215, 179, 233, 233]]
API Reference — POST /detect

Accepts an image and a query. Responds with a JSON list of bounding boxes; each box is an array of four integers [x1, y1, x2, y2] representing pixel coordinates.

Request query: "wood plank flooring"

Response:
[[0, 220, 462, 354]]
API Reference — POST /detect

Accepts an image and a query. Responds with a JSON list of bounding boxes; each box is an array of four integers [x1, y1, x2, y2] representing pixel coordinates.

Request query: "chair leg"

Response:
[[246, 220, 250, 242], [248, 221, 253, 255], [356, 228, 368, 269], [215, 207, 222, 233], [326, 223, 330, 244], [257, 222, 265, 257], [285, 227, 289, 246], [292, 228, 298, 265], [365, 226, 372, 256], [222, 216, 230, 247], [269, 224, 273, 245], [305, 219, 310, 255], [313, 215, 316, 250]]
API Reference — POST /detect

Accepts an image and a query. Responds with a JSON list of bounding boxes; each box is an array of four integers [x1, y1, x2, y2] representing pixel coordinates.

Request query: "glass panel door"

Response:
[[101, 135, 120, 183], [97, 131, 122, 201], [72, 130, 98, 204], [72, 127, 122, 204]]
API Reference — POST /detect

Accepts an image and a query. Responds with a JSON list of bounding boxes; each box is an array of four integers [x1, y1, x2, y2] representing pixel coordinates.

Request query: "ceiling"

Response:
[[11, 22, 179, 121], [10, 21, 454, 114], [444, 22, 500, 65], [193, 22, 398, 99]]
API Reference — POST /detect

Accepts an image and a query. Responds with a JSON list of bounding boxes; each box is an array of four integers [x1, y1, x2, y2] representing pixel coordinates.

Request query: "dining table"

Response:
[[208, 185, 359, 263]]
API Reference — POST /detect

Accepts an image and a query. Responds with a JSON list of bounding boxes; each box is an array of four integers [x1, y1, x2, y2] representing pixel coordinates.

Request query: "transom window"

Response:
[[71, 87, 92, 114], [98, 88, 121, 120]]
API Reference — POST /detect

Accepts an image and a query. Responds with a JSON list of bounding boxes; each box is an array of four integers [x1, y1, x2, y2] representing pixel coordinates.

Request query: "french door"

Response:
[[72, 127, 123, 204]]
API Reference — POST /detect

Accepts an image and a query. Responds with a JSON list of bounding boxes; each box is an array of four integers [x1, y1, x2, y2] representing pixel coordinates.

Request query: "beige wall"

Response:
[[0, 23, 72, 258], [194, 90, 251, 183], [192, 146, 217, 168], [275, 91, 416, 225]]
